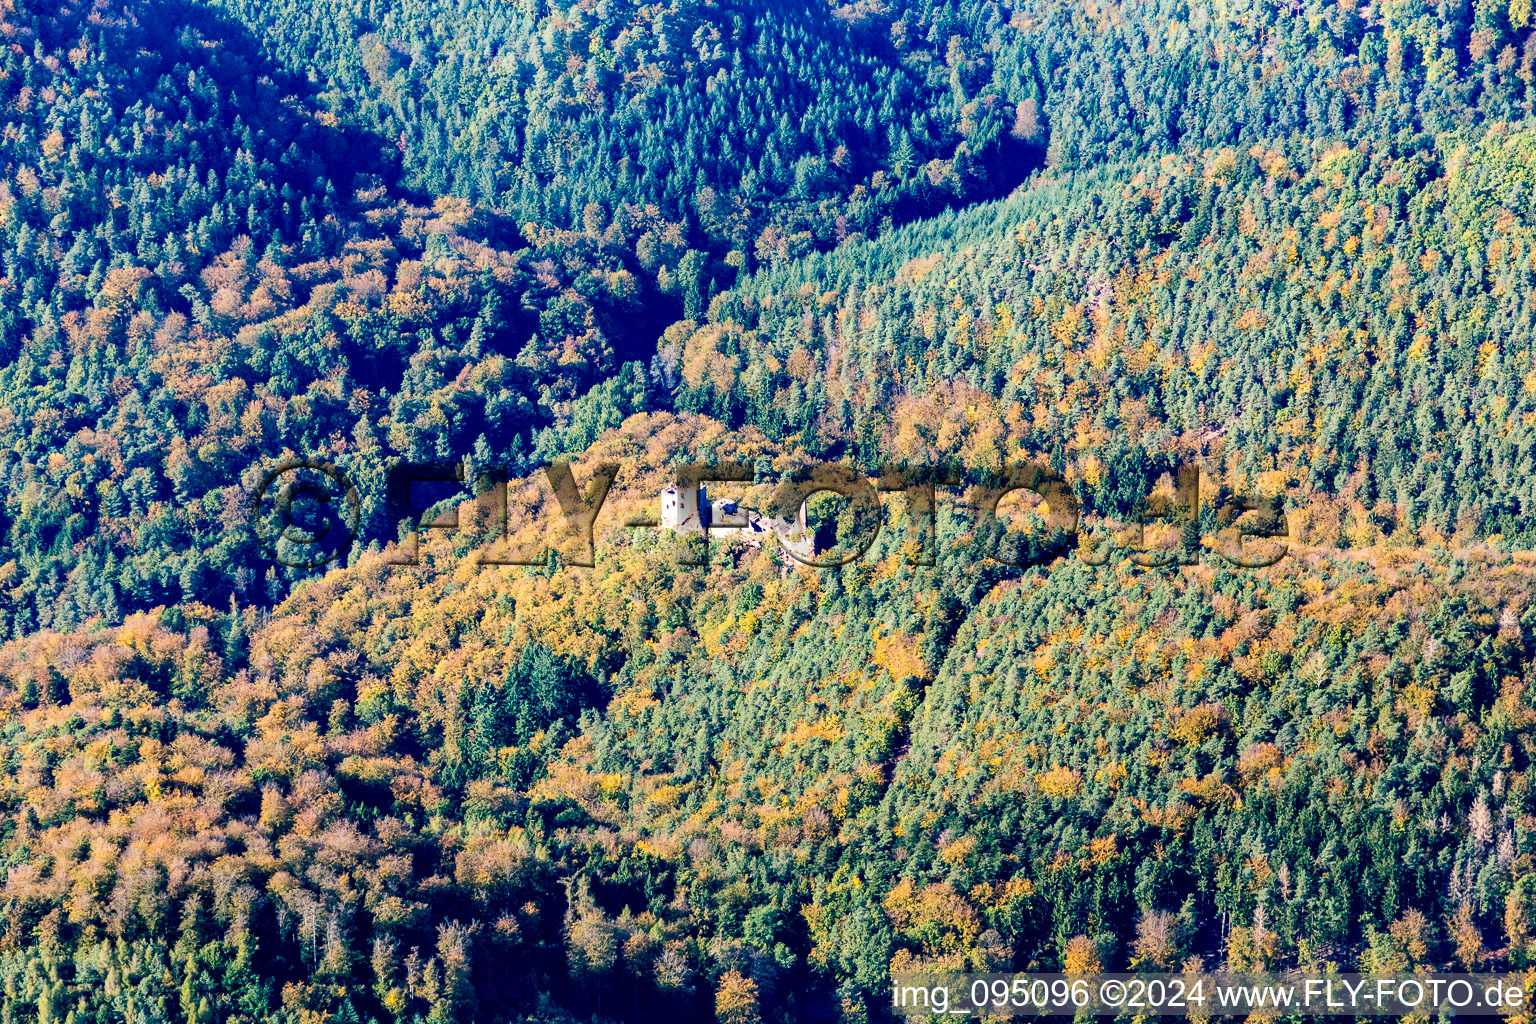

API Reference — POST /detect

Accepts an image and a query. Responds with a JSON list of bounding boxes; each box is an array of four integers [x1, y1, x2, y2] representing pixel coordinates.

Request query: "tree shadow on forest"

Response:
[[133, 0, 399, 204]]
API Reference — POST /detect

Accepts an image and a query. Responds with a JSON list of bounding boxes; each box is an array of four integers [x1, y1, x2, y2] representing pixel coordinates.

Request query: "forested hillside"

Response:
[[208, 0, 1033, 267], [0, 0, 659, 636], [673, 131, 1536, 543], [1, 419, 1533, 1024], [1, 0, 1536, 1020]]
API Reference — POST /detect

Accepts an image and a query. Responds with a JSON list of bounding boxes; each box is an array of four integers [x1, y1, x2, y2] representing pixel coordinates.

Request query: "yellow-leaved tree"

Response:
[[715, 970, 762, 1024]]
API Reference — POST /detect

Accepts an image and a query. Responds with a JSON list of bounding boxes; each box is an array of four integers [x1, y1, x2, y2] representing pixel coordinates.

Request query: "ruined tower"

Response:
[[660, 481, 704, 531]]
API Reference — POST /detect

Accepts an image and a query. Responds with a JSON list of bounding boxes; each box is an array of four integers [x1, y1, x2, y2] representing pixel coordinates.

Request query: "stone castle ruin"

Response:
[[660, 481, 816, 563]]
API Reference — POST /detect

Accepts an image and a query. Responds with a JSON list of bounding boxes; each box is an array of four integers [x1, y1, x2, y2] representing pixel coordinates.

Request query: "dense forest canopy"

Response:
[[0, 0, 1533, 1021]]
